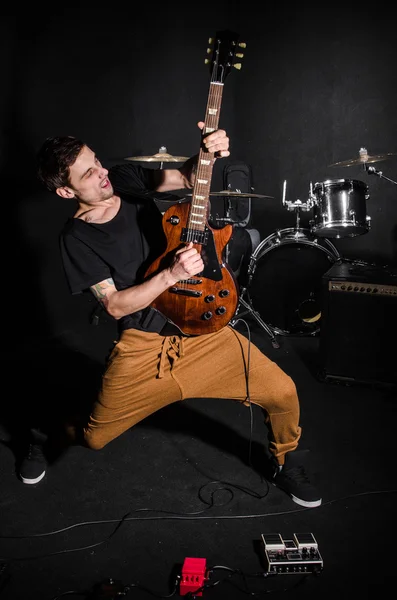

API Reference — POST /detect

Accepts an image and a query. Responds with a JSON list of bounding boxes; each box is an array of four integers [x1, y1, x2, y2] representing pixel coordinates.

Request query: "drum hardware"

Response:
[[329, 148, 396, 168], [208, 190, 274, 199], [187, 191, 274, 200], [230, 285, 281, 348], [231, 180, 341, 342], [212, 189, 263, 265], [282, 177, 371, 239], [330, 147, 397, 186], [210, 189, 272, 226], [281, 179, 314, 233], [226, 191, 279, 347], [364, 164, 397, 186]]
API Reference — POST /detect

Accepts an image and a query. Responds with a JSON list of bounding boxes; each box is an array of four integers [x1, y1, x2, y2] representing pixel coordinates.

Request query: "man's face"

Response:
[[66, 145, 114, 203]]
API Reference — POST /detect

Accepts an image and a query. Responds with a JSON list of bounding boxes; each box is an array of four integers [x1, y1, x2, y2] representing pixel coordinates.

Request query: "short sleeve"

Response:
[[60, 229, 111, 294], [108, 163, 155, 196]]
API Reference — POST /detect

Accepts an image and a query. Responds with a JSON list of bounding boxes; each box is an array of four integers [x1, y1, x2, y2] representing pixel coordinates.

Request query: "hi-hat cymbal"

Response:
[[329, 152, 396, 167], [124, 146, 188, 163], [209, 190, 274, 199]]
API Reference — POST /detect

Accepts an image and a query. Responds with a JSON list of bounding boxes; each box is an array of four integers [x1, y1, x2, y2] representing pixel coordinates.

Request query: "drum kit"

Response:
[[125, 146, 396, 348]]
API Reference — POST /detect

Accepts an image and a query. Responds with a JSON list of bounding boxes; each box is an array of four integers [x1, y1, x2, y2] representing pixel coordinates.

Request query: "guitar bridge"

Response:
[[169, 287, 203, 297]]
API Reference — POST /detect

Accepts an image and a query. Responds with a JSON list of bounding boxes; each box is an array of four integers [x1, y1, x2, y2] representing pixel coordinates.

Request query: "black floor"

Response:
[[1, 314, 396, 600]]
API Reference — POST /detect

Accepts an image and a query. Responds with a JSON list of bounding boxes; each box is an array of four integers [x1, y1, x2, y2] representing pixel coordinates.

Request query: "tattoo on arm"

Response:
[[90, 278, 115, 311]]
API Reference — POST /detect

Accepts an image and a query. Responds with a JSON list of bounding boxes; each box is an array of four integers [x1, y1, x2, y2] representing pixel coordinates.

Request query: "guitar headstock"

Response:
[[205, 30, 246, 84]]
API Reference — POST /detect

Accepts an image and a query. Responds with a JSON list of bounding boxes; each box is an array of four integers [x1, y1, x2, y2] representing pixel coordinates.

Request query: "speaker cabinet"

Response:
[[319, 261, 397, 388]]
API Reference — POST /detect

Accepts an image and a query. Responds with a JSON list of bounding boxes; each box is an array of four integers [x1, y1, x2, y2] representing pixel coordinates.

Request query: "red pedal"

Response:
[[180, 557, 207, 596]]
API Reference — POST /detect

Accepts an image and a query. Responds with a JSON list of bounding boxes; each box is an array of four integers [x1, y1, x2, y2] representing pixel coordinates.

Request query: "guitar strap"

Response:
[[139, 306, 190, 336], [90, 301, 188, 337]]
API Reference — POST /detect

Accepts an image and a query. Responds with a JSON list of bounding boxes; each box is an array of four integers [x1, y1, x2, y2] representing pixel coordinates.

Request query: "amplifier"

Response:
[[261, 533, 323, 574], [319, 261, 397, 388]]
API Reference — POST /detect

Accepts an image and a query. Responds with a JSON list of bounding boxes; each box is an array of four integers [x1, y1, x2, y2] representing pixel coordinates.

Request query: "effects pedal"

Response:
[[261, 533, 323, 574]]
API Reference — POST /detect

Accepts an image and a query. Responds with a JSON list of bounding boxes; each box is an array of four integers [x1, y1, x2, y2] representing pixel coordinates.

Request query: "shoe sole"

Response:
[[272, 482, 322, 508], [20, 471, 46, 485], [290, 493, 322, 508]]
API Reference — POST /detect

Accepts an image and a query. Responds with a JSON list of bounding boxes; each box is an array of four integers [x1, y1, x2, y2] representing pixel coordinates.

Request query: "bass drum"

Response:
[[247, 228, 341, 335]]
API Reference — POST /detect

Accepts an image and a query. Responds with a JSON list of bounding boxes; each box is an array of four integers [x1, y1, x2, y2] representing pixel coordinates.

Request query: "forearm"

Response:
[[178, 155, 199, 189], [94, 270, 177, 320], [92, 242, 203, 319], [154, 154, 199, 192], [153, 124, 229, 192]]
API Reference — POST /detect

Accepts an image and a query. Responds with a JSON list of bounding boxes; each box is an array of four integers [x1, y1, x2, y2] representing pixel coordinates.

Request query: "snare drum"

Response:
[[310, 178, 371, 238]]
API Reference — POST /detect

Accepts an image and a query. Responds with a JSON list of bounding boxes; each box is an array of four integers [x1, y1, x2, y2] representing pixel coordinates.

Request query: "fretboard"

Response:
[[187, 81, 224, 233]]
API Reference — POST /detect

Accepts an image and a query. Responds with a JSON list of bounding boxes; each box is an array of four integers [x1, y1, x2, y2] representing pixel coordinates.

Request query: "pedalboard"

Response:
[[261, 533, 323, 574]]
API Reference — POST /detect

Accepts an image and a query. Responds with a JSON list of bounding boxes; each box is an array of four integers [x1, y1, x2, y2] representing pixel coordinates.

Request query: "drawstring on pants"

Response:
[[158, 336, 185, 378]]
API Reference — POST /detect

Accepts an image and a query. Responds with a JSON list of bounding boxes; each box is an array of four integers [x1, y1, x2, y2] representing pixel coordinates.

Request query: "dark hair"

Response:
[[37, 136, 86, 193]]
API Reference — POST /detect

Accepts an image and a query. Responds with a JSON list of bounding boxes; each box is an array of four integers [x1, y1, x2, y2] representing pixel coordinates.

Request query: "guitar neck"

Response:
[[187, 81, 224, 234]]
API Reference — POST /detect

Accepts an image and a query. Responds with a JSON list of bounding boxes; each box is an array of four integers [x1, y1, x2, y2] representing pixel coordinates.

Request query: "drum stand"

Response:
[[364, 163, 397, 186], [230, 285, 281, 349], [212, 195, 280, 348], [230, 182, 317, 349]]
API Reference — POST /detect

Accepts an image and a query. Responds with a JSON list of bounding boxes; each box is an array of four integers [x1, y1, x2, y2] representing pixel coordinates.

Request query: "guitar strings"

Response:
[[185, 81, 223, 289]]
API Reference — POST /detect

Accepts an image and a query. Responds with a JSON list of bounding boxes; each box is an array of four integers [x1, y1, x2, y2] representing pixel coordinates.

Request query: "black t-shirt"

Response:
[[60, 163, 176, 333]]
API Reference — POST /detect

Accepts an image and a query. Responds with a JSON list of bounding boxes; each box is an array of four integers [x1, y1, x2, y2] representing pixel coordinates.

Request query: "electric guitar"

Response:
[[145, 30, 245, 336]]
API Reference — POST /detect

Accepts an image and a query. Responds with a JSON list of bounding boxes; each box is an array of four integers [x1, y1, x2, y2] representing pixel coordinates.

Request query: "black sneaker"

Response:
[[272, 450, 322, 508], [19, 429, 47, 485]]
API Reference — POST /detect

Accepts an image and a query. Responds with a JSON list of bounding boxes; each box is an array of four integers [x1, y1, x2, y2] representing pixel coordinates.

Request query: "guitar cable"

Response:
[[229, 317, 255, 469]]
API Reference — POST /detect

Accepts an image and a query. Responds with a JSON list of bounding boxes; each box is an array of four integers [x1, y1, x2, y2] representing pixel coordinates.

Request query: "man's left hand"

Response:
[[198, 121, 230, 158]]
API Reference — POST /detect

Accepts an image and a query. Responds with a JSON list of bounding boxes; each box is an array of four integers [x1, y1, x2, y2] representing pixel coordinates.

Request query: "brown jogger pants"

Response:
[[83, 326, 301, 464]]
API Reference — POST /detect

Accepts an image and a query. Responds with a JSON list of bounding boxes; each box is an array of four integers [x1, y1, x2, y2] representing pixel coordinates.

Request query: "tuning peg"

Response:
[[233, 63, 242, 70], [235, 53, 244, 58], [238, 42, 246, 48]]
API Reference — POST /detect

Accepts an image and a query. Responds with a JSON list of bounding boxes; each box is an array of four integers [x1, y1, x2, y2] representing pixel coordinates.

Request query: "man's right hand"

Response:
[[169, 242, 204, 282]]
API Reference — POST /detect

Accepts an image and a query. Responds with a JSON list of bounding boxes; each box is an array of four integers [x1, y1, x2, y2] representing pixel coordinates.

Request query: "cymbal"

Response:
[[329, 152, 396, 167], [124, 146, 188, 163], [209, 190, 274, 199]]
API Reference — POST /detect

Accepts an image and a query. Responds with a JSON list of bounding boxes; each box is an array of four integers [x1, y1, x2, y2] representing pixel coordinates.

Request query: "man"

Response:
[[23, 122, 321, 508]]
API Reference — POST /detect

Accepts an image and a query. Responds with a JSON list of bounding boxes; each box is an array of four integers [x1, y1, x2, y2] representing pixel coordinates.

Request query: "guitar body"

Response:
[[145, 201, 239, 335], [144, 30, 245, 336]]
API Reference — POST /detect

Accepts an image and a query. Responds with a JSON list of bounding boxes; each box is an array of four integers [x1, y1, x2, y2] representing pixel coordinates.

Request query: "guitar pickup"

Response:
[[181, 278, 203, 285], [169, 287, 203, 297], [181, 228, 209, 245]]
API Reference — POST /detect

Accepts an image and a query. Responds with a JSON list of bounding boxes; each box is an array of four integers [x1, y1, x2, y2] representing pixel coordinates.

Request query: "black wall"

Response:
[[3, 6, 396, 342], [234, 7, 397, 267]]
